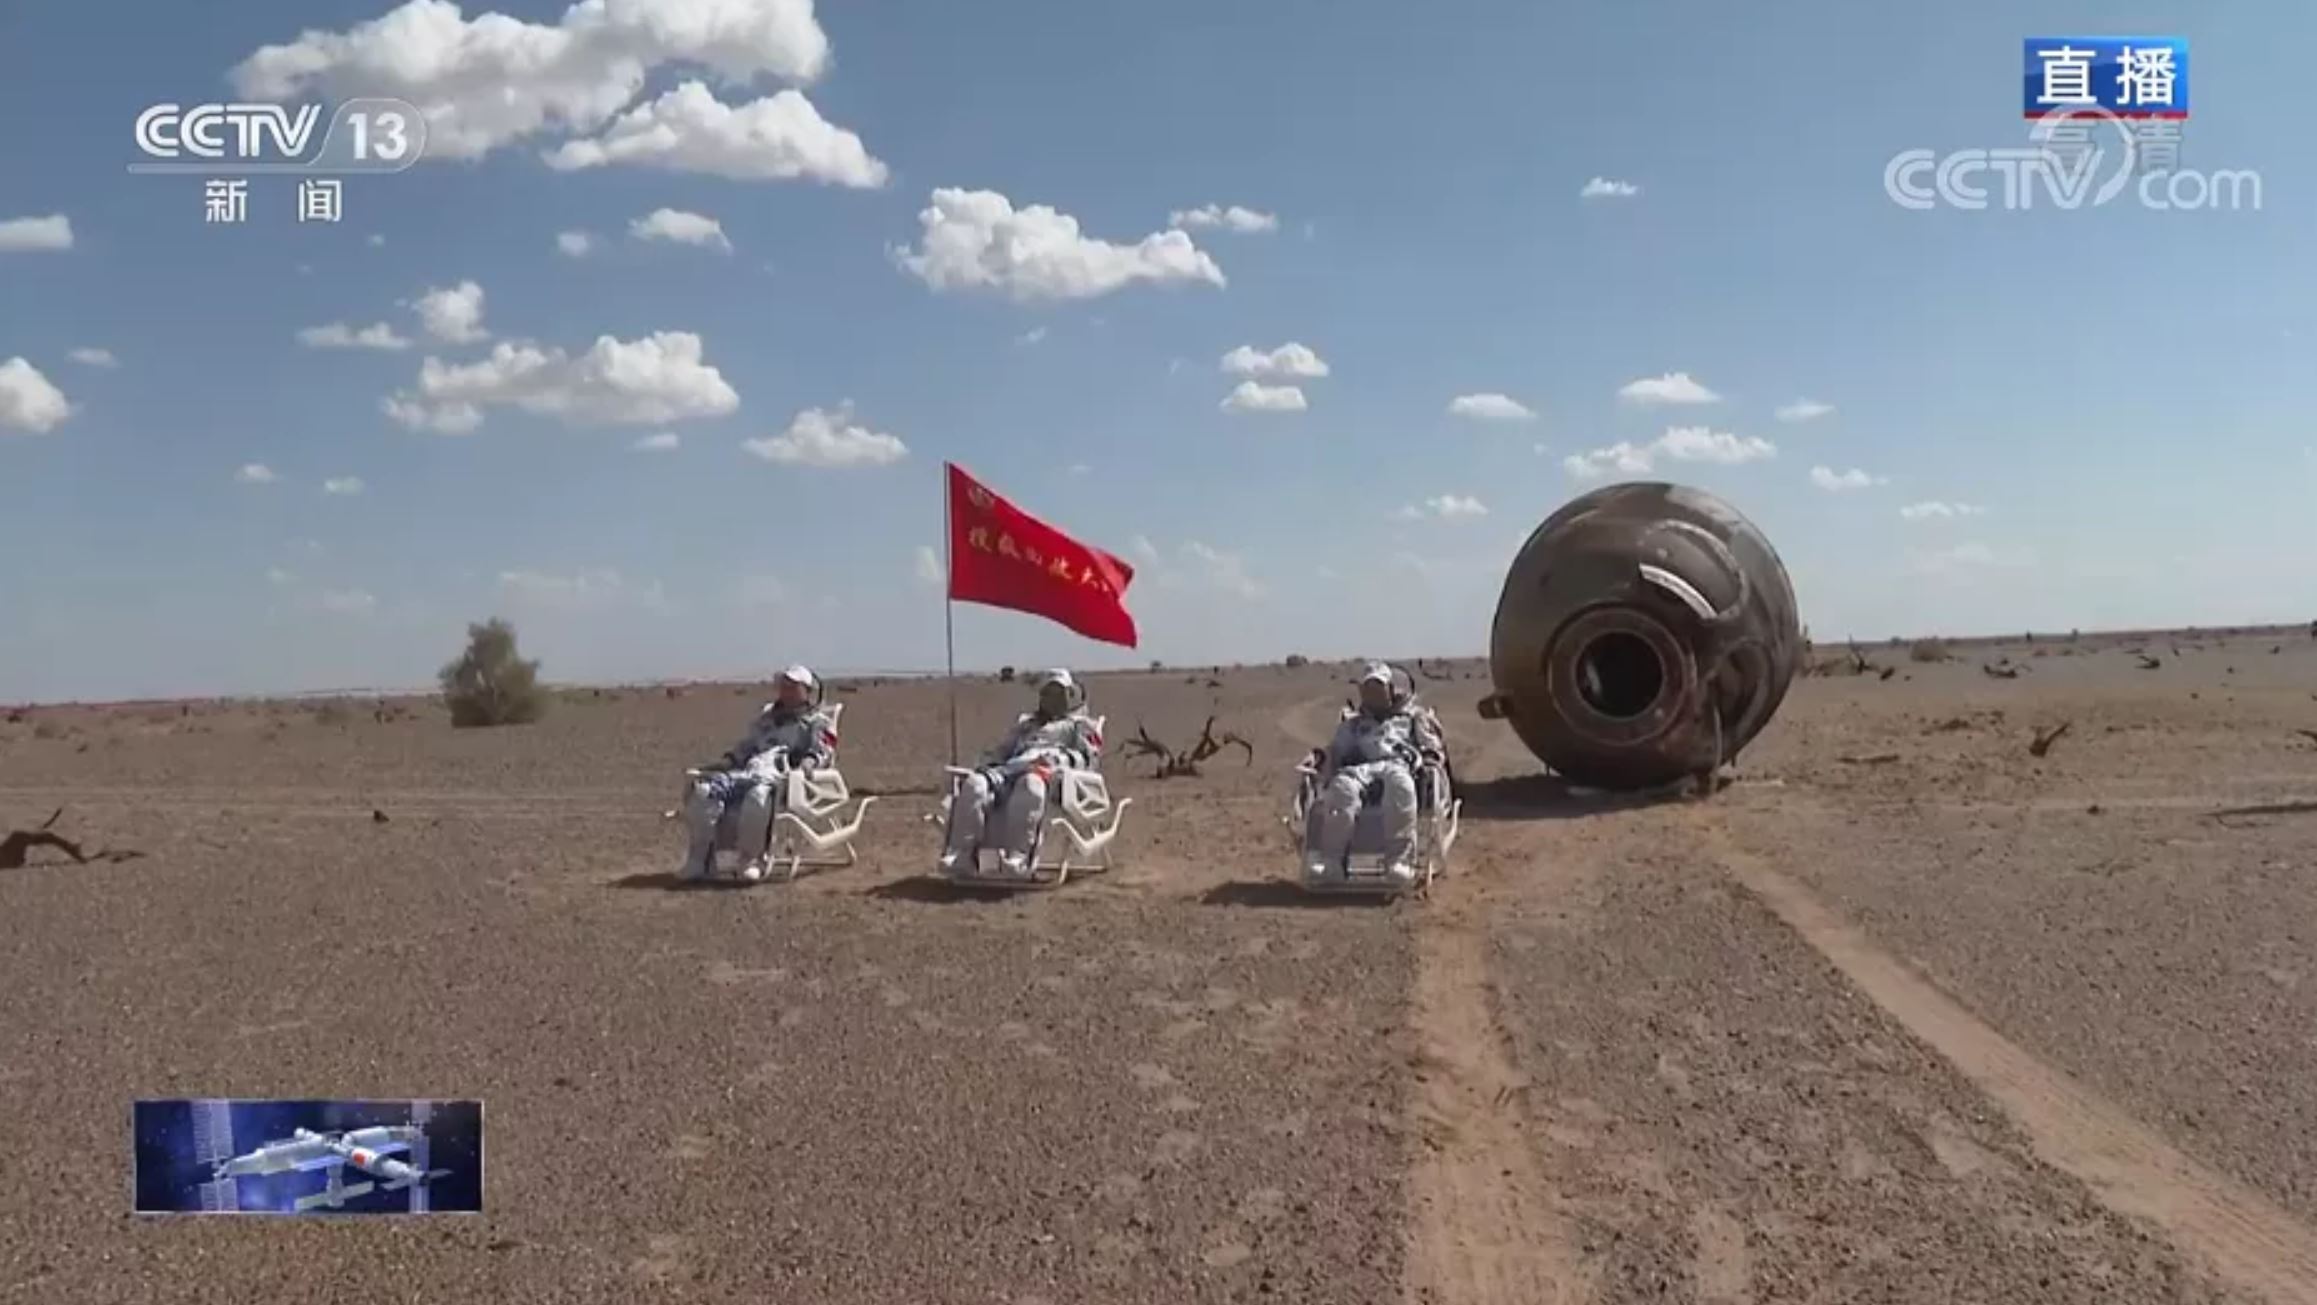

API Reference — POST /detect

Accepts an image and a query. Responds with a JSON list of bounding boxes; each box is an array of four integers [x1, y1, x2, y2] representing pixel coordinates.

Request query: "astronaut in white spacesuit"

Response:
[[1304, 662, 1446, 886], [679, 665, 838, 882], [941, 669, 1104, 878]]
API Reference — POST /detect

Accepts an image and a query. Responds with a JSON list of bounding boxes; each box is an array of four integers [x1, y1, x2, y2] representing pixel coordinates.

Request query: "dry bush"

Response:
[[439, 618, 547, 729], [1909, 638, 1953, 663], [1284, 653, 1310, 669]]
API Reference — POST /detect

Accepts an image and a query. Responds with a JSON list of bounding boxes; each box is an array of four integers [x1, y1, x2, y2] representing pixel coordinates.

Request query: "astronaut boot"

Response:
[[739, 857, 770, 883], [1384, 861, 1418, 889], [998, 850, 1032, 879], [679, 783, 720, 880], [1302, 850, 1336, 884]]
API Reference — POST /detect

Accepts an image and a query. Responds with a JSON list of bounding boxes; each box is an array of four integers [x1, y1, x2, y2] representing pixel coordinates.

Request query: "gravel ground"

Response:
[[2, 632, 2313, 1302]]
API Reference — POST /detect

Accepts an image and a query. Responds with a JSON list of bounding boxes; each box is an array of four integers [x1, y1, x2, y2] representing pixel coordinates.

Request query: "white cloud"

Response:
[[298, 321, 412, 350], [384, 331, 738, 431], [1809, 465, 1886, 492], [742, 403, 907, 467], [1067, 462, 1090, 476], [367, 233, 386, 247], [1016, 326, 1048, 346], [1906, 542, 2034, 577], [1580, 177, 1640, 200], [628, 207, 731, 252], [0, 358, 72, 434], [1777, 398, 1835, 422], [0, 214, 72, 252], [1618, 371, 1721, 404], [733, 574, 788, 608], [229, 0, 832, 162], [1221, 342, 1329, 381], [1899, 500, 1990, 521], [67, 348, 118, 368], [410, 281, 487, 343], [1398, 493, 1489, 521], [236, 463, 280, 485], [382, 396, 484, 435], [1564, 441, 1654, 478], [1169, 204, 1278, 233], [1447, 392, 1534, 422], [322, 477, 365, 496], [631, 431, 680, 452], [267, 567, 296, 586], [545, 81, 885, 186], [1220, 381, 1307, 413], [1655, 426, 1775, 465], [557, 230, 595, 258], [1179, 541, 1263, 599], [499, 568, 664, 610], [894, 188, 1225, 301], [914, 545, 943, 586], [320, 589, 377, 614], [1129, 535, 1160, 564], [1565, 427, 1774, 478]]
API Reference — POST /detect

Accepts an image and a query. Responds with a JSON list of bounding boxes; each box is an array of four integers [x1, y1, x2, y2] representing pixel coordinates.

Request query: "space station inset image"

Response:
[[133, 1098, 483, 1215]]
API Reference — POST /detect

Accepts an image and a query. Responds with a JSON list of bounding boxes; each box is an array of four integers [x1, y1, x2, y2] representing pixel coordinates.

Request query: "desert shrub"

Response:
[[1908, 638, 1953, 663], [998, 666, 1016, 683], [439, 618, 547, 729], [1284, 653, 1310, 668]]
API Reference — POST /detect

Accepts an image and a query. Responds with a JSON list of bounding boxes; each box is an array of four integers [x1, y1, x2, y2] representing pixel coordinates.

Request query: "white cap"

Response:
[[1359, 662, 1394, 684], [778, 665, 816, 689], [1035, 668, 1075, 690]]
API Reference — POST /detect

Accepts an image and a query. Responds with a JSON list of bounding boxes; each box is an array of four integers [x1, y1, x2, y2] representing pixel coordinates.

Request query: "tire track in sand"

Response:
[[1403, 849, 1586, 1305], [1281, 689, 1586, 1301], [1692, 816, 2317, 1305]]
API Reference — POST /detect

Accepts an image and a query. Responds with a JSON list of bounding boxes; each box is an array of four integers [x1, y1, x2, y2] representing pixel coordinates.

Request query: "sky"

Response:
[[2, 0, 2312, 702]]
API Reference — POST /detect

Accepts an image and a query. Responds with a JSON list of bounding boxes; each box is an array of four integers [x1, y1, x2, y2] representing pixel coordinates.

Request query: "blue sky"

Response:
[[1, 0, 2310, 702]]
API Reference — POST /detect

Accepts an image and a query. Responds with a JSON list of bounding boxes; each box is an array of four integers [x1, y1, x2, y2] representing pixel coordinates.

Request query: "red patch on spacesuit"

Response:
[[820, 729, 838, 748], [352, 1150, 371, 1167], [1086, 729, 1102, 750]]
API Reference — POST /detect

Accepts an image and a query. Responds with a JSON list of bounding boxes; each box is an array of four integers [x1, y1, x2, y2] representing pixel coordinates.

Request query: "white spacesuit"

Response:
[[1305, 662, 1446, 886], [679, 665, 838, 882], [941, 669, 1104, 878]]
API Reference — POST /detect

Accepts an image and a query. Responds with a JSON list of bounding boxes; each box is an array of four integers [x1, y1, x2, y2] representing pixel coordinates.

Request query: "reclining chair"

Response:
[[933, 714, 1132, 890], [671, 700, 877, 882], [1287, 704, 1462, 896]]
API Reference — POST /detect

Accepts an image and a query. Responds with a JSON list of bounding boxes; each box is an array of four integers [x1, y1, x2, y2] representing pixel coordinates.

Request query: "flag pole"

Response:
[[943, 465, 959, 765]]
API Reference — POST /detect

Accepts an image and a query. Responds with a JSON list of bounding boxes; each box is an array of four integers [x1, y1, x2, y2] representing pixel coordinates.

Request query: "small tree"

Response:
[[440, 618, 547, 728]]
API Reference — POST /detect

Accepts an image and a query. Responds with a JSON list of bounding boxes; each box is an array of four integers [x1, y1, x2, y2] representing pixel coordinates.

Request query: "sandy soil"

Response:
[[3, 628, 2316, 1302]]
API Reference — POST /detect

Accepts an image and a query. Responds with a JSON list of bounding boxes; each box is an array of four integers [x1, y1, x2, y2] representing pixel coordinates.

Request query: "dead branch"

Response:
[[2028, 721, 2072, 758], [1838, 752, 1901, 765], [1982, 661, 2022, 680], [2210, 799, 2317, 828], [1, 807, 145, 871], [2135, 654, 2162, 670], [2292, 729, 2317, 748], [1122, 716, 1255, 778]]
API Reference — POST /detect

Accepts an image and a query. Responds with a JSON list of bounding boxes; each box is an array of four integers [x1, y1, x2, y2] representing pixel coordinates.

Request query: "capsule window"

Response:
[[1575, 631, 1665, 720]]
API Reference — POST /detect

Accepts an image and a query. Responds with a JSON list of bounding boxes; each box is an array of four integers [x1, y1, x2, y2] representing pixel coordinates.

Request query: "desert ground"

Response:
[[4, 628, 2317, 1303]]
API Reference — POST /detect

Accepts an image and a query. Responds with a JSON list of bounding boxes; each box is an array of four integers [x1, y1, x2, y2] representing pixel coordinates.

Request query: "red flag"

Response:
[[946, 462, 1138, 648]]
